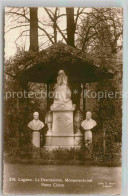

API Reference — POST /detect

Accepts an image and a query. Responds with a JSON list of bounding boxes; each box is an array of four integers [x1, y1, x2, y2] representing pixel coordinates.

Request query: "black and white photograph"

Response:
[[3, 7, 123, 194]]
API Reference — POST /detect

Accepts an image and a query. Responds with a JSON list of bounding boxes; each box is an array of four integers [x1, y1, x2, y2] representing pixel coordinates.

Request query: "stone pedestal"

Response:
[[44, 103, 76, 150], [84, 130, 92, 145], [32, 131, 40, 148]]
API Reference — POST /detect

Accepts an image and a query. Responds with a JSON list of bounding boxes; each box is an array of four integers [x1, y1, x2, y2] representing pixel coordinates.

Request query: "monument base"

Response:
[[44, 131, 83, 150], [44, 102, 83, 150], [44, 145, 75, 151], [44, 102, 84, 150], [44, 134, 75, 150]]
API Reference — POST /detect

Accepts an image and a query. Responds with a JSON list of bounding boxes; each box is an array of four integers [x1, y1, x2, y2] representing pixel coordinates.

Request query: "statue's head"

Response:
[[33, 112, 39, 120], [86, 111, 92, 120], [58, 70, 65, 75], [56, 70, 67, 86]]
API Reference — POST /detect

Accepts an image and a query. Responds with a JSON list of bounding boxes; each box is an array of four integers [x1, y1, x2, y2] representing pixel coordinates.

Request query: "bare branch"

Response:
[[6, 11, 30, 22], [56, 14, 67, 18], [43, 8, 55, 17], [38, 20, 52, 27], [15, 30, 29, 42], [39, 39, 50, 48], [6, 24, 29, 33], [38, 25, 54, 44], [44, 8, 67, 43]]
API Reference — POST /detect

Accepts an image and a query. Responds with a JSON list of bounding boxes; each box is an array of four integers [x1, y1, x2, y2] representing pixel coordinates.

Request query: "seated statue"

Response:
[[53, 70, 72, 107], [28, 112, 44, 147]]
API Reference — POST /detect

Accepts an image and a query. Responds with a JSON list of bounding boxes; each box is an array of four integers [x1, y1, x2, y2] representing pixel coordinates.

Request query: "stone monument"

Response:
[[28, 112, 44, 148], [45, 70, 83, 149]]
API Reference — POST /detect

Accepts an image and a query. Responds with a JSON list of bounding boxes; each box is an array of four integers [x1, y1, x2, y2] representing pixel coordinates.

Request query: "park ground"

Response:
[[3, 163, 121, 195]]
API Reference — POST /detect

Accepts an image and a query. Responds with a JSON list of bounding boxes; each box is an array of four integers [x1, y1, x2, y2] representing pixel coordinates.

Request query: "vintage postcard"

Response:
[[3, 7, 123, 194]]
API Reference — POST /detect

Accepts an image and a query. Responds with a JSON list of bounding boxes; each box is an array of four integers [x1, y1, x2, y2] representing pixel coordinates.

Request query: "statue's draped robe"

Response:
[[28, 120, 44, 147], [56, 72, 68, 86], [54, 72, 72, 106], [54, 84, 71, 102]]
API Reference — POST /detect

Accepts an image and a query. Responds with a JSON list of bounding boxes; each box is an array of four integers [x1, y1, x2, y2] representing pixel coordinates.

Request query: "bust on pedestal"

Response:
[[81, 111, 97, 153], [28, 112, 44, 148]]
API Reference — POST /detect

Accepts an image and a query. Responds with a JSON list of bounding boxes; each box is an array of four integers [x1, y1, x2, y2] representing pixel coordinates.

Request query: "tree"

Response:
[[77, 8, 123, 56], [66, 8, 75, 46], [29, 8, 38, 51], [77, 8, 123, 144], [5, 7, 91, 51]]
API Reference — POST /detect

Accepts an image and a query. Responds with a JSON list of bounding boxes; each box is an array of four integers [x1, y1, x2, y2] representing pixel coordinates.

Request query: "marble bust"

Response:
[[81, 111, 97, 146], [28, 112, 44, 147], [28, 112, 44, 131]]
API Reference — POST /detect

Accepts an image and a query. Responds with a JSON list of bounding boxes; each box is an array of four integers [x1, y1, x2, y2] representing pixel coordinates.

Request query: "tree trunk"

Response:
[[29, 7, 38, 52], [53, 8, 57, 43], [66, 8, 75, 47], [66, 8, 82, 109]]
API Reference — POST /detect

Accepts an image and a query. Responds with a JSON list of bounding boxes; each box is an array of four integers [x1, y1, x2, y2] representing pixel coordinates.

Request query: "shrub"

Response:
[[52, 148, 75, 160], [8, 137, 20, 158], [40, 148, 51, 160], [7, 136, 121, 163], [93, 135, 121, 162], [8, 135, 33, 159]]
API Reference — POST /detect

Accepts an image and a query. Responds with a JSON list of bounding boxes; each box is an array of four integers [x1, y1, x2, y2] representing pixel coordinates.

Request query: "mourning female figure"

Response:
[[54, 70, 72, 106]]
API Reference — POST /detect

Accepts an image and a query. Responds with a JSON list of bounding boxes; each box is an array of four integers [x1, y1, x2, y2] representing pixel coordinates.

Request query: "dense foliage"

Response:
[[77, 8, 123, 146]]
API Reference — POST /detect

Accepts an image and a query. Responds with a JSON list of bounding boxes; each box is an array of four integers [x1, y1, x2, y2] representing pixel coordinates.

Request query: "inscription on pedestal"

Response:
[[55, 113, 72, 127], [52, 111, 74, 135]]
